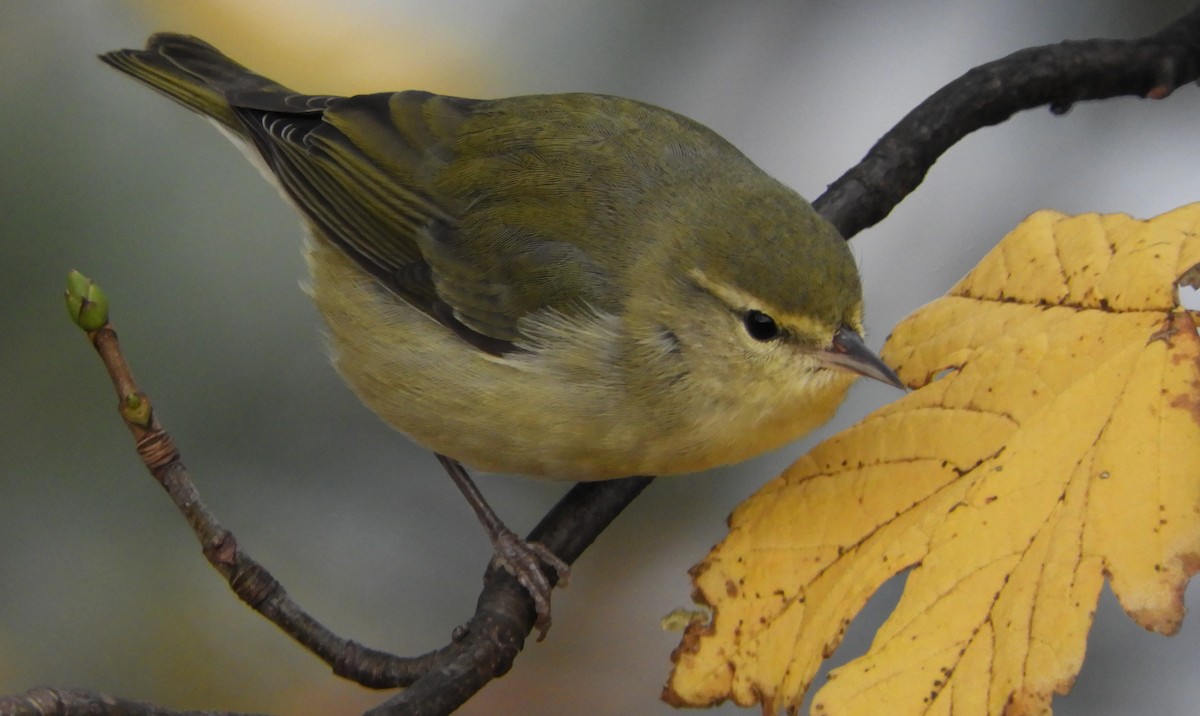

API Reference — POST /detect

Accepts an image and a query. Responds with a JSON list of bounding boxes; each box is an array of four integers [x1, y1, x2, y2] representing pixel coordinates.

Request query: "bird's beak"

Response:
[[820, 326, 906, 390]]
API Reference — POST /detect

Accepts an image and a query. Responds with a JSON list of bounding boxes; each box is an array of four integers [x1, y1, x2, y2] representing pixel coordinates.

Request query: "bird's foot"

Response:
[[433, 453, 571, 640], [490, 528, 570, 641]]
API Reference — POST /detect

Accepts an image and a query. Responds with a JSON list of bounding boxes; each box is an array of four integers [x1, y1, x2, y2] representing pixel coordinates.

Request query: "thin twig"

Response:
[[30, 273, 650, 716], [69, 309, 451, 686]]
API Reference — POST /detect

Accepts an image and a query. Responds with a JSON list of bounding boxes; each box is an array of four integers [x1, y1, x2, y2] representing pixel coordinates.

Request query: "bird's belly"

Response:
[[306, 242, 852, 480]]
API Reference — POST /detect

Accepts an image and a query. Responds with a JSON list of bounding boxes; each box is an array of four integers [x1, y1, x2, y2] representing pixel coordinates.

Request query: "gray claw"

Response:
[[492, 529, 570, 640]]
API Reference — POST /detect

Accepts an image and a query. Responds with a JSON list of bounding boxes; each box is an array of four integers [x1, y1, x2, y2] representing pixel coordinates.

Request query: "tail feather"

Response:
[[100, 33, 482, 349], [99, 33, 302, 133]]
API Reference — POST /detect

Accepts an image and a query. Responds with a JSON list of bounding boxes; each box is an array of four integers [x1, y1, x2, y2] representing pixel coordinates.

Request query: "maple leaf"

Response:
[[665, 204, 1200, 715]]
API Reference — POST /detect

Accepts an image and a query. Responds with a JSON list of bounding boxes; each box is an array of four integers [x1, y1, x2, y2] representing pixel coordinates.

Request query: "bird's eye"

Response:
[[742, 310, 781, 341]]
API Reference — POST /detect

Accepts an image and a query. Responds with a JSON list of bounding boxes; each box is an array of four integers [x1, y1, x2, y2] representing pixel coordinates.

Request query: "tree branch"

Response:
[[813, 4, 1200, 238], [7, 272, 650, 716], [0, 687, 268, 716], [352, 8, 1200, 706], [361, 477, 653, 715], [55, 274, 453, 688]]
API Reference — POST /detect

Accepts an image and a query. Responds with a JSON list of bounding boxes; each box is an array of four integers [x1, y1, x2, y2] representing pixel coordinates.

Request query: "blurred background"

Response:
[[2, 1, 1198, 714]]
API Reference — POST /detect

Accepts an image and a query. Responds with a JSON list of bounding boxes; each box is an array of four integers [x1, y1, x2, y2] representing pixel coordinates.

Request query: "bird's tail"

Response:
[[100, 33, 298, 134]]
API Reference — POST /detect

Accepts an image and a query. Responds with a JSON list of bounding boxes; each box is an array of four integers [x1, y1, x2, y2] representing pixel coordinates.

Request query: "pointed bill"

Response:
[[821, 326, 905, 389]]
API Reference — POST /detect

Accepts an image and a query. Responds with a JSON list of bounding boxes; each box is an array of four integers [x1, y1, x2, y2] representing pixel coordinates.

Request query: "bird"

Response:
[[100, 33, 903, 636]]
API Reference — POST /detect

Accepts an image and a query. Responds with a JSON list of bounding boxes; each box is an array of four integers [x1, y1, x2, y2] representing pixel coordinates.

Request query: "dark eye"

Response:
[[743, 310, 781, 341]]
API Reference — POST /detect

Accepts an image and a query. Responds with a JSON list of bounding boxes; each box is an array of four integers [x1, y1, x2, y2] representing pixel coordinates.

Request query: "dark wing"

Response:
[[234, 89, 620, 355], [103, 34, 615, 355]]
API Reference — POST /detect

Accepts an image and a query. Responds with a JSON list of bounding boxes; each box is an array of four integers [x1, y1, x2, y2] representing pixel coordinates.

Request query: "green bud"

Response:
[[120, 392, 152, 427], [64, 270, 109, 332]]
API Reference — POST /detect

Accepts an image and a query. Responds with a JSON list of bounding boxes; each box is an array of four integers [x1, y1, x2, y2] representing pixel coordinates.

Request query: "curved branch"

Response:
[[814, 4, 1200, 238], [22, 275, 651, 716], [0, 687, 268, 716], [361, 477, 653, 715]]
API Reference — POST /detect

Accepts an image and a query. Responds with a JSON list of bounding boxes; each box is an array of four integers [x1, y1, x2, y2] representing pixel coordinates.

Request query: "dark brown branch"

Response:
[[414, 5, 1200, 710], [813, 4, 1200, 238], [26, 283, 651, 716], [69, 317, 456, 687], [0, 687, 268, 716], [361, 477, 653, 715]]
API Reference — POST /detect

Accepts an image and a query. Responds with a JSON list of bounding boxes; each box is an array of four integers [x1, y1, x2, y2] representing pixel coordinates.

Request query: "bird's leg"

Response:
[[435, 453, 570, 639]]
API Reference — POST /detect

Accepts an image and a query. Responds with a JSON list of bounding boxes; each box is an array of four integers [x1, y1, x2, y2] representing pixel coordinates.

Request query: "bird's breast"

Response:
[[305, 239, 852, 480]]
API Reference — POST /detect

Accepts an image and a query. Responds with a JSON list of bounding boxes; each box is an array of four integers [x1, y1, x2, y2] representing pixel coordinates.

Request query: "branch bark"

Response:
[[813, 4, 1200, 238]]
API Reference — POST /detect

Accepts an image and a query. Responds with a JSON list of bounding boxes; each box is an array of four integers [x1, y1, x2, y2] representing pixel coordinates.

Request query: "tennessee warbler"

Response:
[[101, 34, 902, 634]]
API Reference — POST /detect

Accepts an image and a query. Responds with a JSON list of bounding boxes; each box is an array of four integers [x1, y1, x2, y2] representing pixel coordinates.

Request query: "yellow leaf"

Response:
[[665, 204, 1200, 715]]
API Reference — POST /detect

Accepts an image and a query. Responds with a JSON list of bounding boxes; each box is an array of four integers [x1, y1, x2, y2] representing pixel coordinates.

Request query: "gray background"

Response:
[[1, 1, 1197, 714]]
